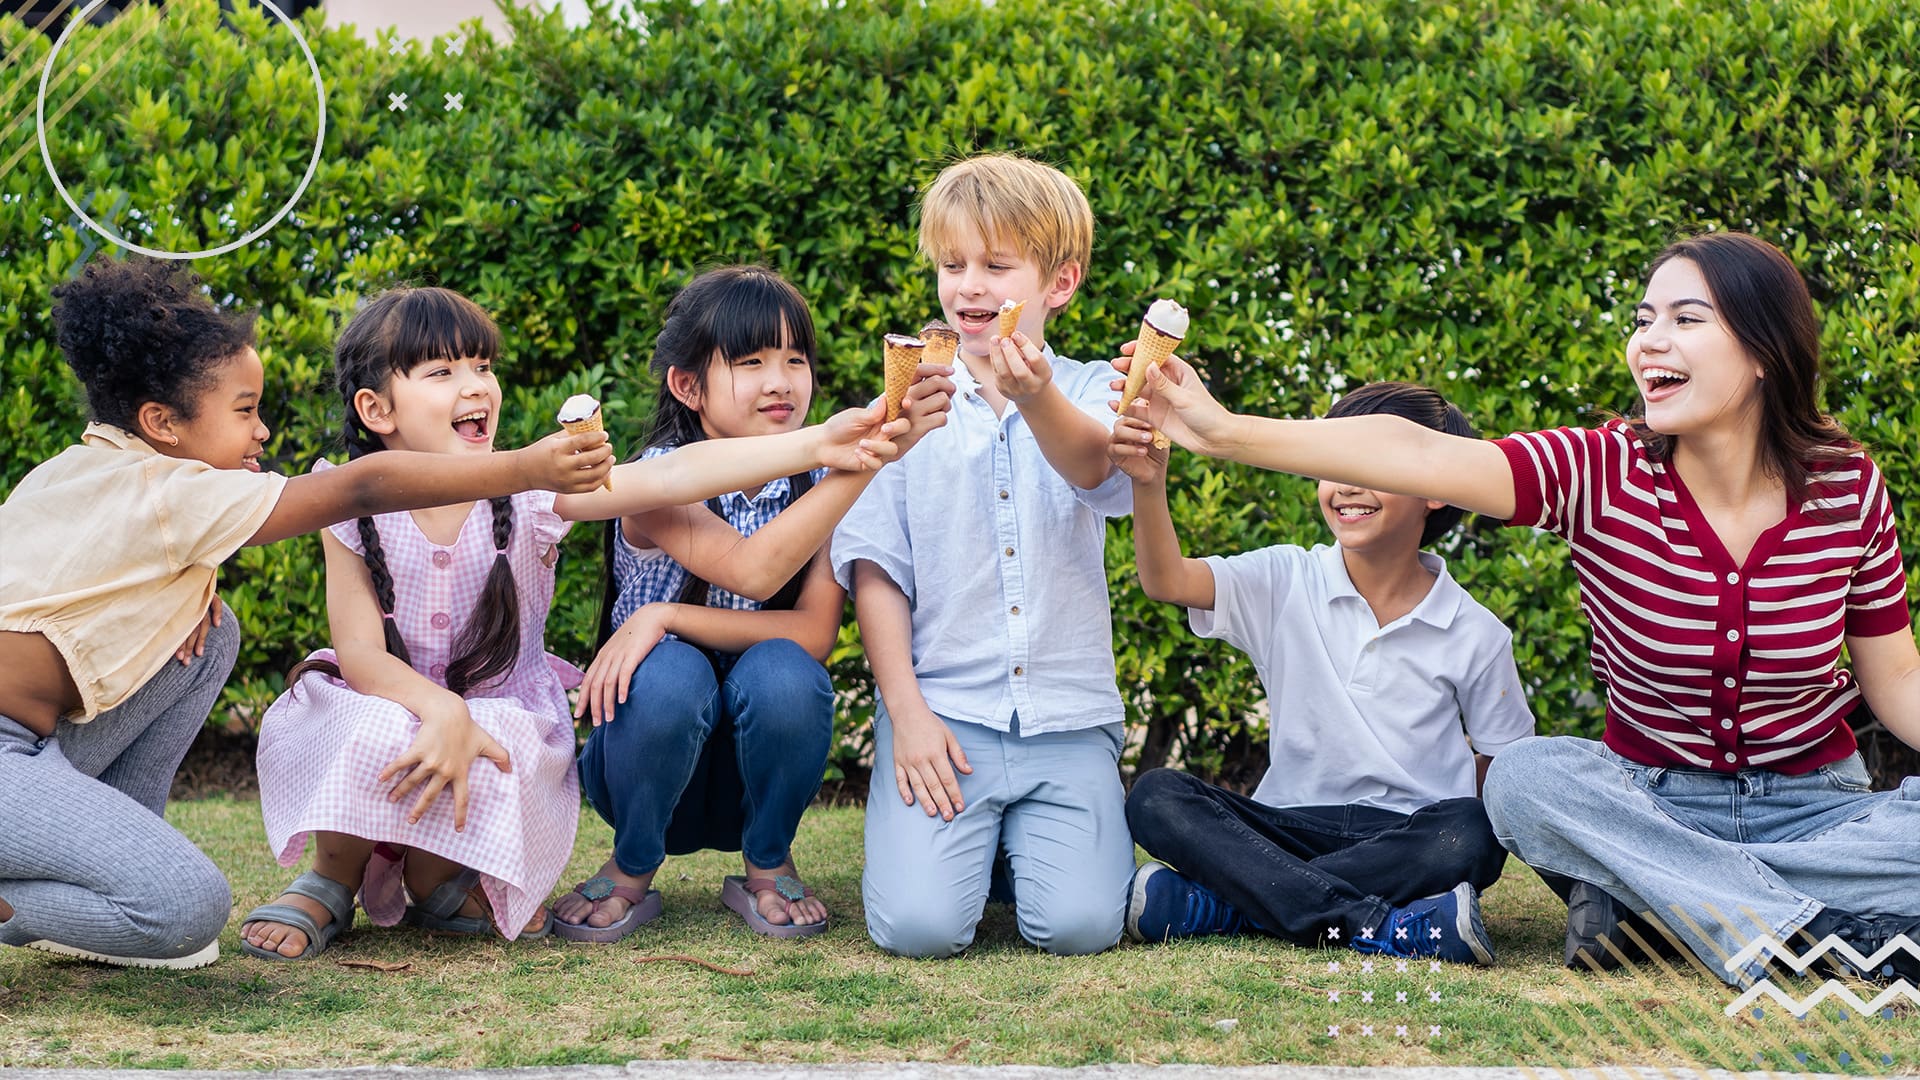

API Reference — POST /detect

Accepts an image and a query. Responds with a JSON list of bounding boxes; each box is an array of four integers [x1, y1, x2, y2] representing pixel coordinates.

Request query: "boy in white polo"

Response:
[[1108, 381, 1533, 964]]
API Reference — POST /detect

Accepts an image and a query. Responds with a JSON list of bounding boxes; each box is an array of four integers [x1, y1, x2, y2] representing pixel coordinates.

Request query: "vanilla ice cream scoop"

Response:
[[557, 394, 601, 424], [1144, 298, 1189, 339]]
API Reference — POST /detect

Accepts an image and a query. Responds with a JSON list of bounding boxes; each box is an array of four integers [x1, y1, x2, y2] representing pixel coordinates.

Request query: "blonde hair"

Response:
[[917, 154, 1094, 280]]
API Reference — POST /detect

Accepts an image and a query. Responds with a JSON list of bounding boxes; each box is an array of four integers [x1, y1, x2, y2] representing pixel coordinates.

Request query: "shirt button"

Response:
[[1013, 666, 1024, 676], [998, 490, 1009, 500], [1726, 629, 1740, 642], [431, 612, 451, 630], [1010, 605, 1021, 615], [1721, 719, 1734, 730], [430, 663, 446, 678], [432, 550, 452, 569], [1726, 572, 1739, 585], [999, 432, 1006, 441], [1005, 547, 1015, 557], [1723, 677, 1737, 689], [1724, 752, 1737, 764]]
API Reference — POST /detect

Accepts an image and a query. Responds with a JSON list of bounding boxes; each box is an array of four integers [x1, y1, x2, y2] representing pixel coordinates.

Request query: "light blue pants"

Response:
[[863, 708, 1131, 958], [1484, 735, 1920, 986]]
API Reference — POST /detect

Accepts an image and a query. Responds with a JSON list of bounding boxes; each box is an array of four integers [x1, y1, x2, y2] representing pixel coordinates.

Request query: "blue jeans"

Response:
[[1484, 735, 1920, 986], [577, 638, 832, 875]]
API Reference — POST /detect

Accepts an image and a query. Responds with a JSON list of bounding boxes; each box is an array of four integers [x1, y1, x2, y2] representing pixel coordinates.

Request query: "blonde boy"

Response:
[[832, 154, 1133, 957]]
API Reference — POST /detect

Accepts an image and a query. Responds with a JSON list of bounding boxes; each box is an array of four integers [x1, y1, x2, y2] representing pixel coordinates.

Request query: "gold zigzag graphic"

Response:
[[1721, 932, 1920, 1017]]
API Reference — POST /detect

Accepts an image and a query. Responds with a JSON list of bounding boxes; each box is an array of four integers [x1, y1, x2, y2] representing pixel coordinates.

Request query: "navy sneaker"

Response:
[[1124, 862, 1249, 943], [1351, 882, 1495, 966]]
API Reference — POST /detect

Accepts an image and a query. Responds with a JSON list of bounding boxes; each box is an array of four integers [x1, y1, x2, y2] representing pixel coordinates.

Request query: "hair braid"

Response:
[[444, 496, 522, 695]]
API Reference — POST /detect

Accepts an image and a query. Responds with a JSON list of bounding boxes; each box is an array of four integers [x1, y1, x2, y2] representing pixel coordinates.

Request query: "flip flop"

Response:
[[402, 867, 554, 939], [239, 870, 357, 961], [721, 874, 828, 939], [552, 877, 663, 943]]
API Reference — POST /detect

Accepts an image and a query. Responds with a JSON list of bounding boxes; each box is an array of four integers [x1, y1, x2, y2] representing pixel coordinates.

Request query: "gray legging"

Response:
[[0, 608, 236, 959]]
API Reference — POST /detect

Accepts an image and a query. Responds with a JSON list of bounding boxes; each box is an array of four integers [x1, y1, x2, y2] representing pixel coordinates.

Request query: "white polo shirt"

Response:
[[1190, 543, 1534, 814]]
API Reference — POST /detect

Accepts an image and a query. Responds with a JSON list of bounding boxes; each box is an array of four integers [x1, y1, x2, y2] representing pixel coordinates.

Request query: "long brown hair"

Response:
[[1626, 232, 1858, 506], [289, 287, 522, 695]]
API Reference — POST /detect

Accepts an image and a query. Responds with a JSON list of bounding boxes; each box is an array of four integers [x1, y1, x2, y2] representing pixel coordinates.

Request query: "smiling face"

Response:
[[1629, 258, 1765, 440], [934, 236, 1078, 358], [1317, 479, 1441, 557], [675, 324, 813, 440], [161, 346, 271, 472], [357, 355, 502, 455]]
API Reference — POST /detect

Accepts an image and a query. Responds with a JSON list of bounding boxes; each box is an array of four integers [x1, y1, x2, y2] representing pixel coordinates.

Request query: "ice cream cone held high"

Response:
[[1122, 299, 1188, 450], [557, 394, 613, 490], [883, 334, 927, 422]]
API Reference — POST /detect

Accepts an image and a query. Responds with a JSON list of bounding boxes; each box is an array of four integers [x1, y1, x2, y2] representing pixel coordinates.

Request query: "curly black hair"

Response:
[[50, 256, 258, 431]]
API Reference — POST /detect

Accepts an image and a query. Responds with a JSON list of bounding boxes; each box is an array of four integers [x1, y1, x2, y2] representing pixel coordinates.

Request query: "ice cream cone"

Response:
[[557, 394, 612, 491], [883, 334, 926, 422], [1122, 301, 1188, 451], [920, 320, 960, 368], [997, 299, 1027, 339]]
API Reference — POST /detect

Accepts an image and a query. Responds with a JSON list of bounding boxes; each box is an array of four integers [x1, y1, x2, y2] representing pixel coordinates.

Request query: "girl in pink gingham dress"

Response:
[[254, 464, 582, 940], [245, 287, 583, 956]]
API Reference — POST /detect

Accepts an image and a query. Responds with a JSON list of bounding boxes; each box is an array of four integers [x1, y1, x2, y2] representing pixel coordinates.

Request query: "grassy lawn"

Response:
[[2, 796, 1915, 1072]]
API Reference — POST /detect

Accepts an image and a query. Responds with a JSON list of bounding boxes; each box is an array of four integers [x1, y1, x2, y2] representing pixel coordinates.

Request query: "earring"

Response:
[[166, 435, 180, 446]]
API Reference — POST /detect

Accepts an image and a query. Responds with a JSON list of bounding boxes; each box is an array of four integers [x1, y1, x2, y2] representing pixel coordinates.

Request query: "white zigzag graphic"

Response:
[[1720, 933, 1920, 1017], [1725, 977, 1920, 1018]]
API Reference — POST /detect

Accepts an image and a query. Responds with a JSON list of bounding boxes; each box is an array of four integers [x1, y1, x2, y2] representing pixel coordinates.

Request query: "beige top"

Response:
[[0, 423, 286, 721]]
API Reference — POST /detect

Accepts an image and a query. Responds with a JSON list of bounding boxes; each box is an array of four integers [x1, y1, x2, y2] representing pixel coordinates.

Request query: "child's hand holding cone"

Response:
[[557, 394, 613, 490]]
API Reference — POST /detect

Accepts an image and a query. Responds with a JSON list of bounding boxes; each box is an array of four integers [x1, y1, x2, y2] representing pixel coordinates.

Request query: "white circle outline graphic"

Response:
[[37, 0, 327, 261]]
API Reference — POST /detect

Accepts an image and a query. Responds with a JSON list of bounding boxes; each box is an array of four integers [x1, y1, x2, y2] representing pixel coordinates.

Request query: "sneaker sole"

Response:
[[24, 939, 219, 970], [1123, 862, 1165, 944], [1450, 885, 1496, 966]]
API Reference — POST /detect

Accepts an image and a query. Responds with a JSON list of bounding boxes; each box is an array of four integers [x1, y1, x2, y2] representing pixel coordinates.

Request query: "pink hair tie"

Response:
[[496, 547, 509, 557], [381, 612, 396, 620]]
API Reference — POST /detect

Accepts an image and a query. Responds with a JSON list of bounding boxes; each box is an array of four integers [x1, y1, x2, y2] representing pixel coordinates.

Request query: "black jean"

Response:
[[1124, 768, 1508, 946]]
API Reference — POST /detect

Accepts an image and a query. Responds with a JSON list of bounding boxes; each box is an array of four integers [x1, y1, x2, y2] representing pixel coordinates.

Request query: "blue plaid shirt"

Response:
[[608, 443, 827, 632]]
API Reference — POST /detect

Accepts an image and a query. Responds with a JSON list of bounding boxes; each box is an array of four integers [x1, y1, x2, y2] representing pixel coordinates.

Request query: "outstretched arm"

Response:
[[553, 404, 908, 522], [1116, 347, 1515, 519], [249, 430, 612, 546]]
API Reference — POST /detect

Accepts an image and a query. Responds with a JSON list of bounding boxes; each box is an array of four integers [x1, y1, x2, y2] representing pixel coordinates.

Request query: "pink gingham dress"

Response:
[[257, 461, 582, 939]]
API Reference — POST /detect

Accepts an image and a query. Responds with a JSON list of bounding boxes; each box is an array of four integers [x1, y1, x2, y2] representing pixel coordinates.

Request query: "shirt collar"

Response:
[[721, 474, 792, 511], [81, 422, 153, 453], [1316, 543, 1464, 630]]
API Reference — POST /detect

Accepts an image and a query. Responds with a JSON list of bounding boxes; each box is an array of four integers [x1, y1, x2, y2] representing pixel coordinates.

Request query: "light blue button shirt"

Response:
[[831, 350, 1132, 736]]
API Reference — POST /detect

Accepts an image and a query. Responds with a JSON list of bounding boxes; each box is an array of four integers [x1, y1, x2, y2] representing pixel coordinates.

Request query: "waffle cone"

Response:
[[561, 414, 613, 490], [920, 324, 960, 368], [997, 300, 1027, 339], [884, 338, 926, 422], [1123, 322, 1181, 449]]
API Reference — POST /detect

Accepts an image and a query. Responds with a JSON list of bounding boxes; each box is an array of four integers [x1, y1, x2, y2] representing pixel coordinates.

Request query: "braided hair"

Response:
[[594, 266, 820, 645], [288, 287, 521, 694]]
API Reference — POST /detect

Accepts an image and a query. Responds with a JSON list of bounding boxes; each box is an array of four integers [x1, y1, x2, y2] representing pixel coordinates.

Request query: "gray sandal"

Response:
[[239, 871, 357, 961], [404, 868, 552, 939]]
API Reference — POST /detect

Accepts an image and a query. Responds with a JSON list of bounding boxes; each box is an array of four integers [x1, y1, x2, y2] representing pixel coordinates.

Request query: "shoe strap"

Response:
[[744, 875, 813, 900]]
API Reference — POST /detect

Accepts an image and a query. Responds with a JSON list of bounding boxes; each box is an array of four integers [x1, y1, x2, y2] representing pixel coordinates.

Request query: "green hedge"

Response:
[[4, 0, 1918, 788]]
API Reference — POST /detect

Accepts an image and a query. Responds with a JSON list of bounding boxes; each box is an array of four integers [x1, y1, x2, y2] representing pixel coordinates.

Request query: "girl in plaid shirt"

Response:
[[555, 266, 952, 941], [242, 284, 912, 960]]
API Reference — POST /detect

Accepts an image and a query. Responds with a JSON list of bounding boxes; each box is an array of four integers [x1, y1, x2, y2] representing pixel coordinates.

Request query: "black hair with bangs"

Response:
[[288, 286, 521, 697]]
